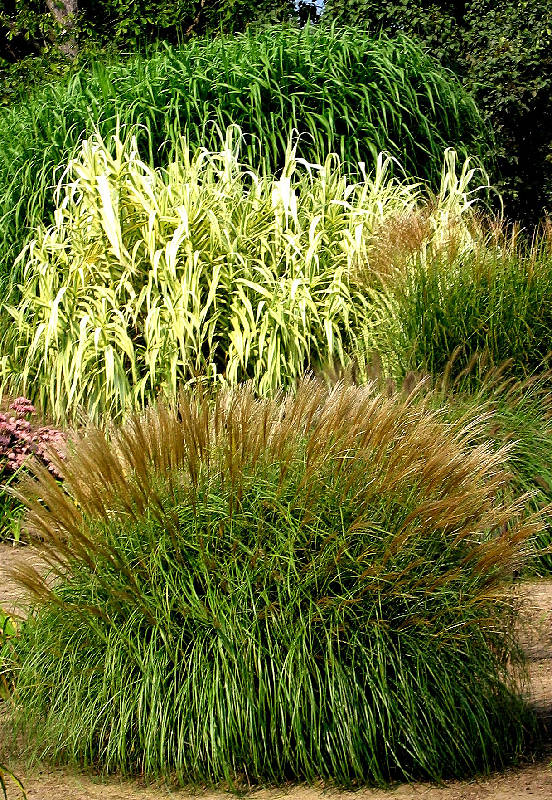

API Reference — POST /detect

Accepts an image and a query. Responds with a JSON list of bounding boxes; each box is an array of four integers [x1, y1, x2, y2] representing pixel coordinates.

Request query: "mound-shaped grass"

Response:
[[9, 380, 539, 785]]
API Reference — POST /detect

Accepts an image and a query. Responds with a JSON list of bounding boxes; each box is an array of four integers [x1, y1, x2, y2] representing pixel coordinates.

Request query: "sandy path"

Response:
[[1, 543, 551, 800], [0, 763, 549, 800]]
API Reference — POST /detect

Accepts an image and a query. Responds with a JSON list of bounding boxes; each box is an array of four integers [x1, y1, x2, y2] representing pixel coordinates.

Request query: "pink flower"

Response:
[[9, 397, 36, 415], [0, 399, 66, 478]]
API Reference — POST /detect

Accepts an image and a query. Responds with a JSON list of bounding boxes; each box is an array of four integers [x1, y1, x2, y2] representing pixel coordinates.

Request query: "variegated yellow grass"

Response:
[[1, 125, 486, 423]]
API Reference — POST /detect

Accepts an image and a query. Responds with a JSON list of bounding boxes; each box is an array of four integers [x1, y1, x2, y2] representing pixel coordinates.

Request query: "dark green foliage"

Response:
[[0, 1, 85, 106], [463, 1, 552, 221], [0, 0, 45, 65], [10, 383, 537, 784], [323, 1, 463, 69], [0, 25, 487, 291], [322, 0, 552, 222], [0, 0, 295, 106], [78, 0, 294, 42]]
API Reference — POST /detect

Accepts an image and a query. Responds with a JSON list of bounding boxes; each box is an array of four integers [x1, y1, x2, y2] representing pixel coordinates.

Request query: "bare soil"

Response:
[[1, 542, 551, 800]]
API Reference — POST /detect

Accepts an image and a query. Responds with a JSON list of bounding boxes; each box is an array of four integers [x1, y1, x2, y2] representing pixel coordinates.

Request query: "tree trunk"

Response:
[[46, 0, 78, 58]]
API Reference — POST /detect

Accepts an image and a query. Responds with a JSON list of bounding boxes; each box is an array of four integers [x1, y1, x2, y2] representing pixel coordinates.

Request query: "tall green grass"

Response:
[[9, 380, 539, 785], [362, 227, 552, 382], [1, 127, 483, 424], [0, 25, 488, 290]]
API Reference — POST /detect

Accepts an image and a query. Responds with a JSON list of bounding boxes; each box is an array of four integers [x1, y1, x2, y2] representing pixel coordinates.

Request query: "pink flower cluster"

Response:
[[0, 398, 66, 479]]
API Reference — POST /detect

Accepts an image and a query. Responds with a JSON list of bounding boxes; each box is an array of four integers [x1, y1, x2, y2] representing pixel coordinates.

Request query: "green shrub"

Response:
[[11, 380, 539, 784], [0, 25, 488, 291], [0, 127, 483, 424], [322, 0, 552, 222]]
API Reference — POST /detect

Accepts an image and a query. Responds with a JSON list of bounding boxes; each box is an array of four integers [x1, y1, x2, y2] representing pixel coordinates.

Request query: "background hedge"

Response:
[[322, 0, 552, 223]]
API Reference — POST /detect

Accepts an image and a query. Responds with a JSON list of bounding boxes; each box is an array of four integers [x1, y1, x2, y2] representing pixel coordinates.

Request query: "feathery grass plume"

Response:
[[353, 150, 488, 288], [435, 367, 552, 576], [9, 379, 541, 785], [0, 126, 484, 424], [0, 25, 489, 293], [317, 359, 552, 575]]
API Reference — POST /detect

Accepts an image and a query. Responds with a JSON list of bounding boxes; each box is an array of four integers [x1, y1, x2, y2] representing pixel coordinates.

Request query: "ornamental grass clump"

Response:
[[439, 368, 552, 576], [1, 127, 482, 424], [9, 379, 541, 785], [366, 225, 552, 382]]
